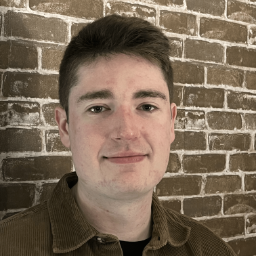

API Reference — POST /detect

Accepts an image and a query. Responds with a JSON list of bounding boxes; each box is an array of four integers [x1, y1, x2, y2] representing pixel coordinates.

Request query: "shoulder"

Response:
[[0, 201, 53, 255], [164, 208, 236, 256]]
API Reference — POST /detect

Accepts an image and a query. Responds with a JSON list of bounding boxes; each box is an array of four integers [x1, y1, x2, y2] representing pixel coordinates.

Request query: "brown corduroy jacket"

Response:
[[0, 172, 236, 256]]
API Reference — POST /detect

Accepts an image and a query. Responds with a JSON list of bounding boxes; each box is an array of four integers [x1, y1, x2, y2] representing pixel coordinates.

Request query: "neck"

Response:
[[72, 183, 153, 242]]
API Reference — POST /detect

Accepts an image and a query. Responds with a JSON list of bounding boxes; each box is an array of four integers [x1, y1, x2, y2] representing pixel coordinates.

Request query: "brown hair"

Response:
[[59, 14, 173, 117]]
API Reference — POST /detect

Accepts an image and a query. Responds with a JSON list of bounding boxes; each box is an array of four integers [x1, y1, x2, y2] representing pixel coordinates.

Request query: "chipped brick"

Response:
[[45, 130, 69, 152], [205, 175, 241, 194], [175, 110, 205, 130], [224, 193, 256, 214], [200, 217, 244, 238], [227, 91, 256, 111], [42, 103, 60, 126], [200, 18, 247, 43], [3, 72, 58, 99], [184, 87, 224, 108], [0, 101, 40, 127], [106, 2, 156, 24], [209, 133, 251, 151], [160, 11, 197, 35]]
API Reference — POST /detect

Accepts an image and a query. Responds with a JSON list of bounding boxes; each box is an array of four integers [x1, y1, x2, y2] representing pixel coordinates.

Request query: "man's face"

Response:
[[56, 54, 176, 200]]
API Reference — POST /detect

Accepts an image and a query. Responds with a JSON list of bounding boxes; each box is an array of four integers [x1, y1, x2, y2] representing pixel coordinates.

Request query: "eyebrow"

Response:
[[77, 89, 114, 103], [133, 90, 167, 101], [77, 89, 167, 104]]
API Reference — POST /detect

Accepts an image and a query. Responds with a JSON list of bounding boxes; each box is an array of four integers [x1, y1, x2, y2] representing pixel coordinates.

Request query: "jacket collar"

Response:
[[48, 172, 190, 253]]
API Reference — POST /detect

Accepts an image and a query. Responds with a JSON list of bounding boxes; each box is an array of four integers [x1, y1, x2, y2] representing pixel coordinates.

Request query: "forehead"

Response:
[[72, 54, 169, 100]]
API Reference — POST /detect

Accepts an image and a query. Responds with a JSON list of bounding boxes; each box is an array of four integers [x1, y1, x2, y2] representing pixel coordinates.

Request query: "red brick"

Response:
[[245, 71, 256, 90], [249, 26, 256, 45], [224, 193, 256, 214], [209, 133, 251, 151], [244, 114, 256, 130], [156, 176, 202, 196], [0, 184, 35, 210], [205, 175, 241, 194], [207, 112, 242, 130], [228, 237, 256, 256], [3, 72, 58, 99], [172, 85, 182, 106], [184, 196, 221, 217], [168, 37, 183, 58], [184, 87, 224, 108], [0, 101, 40, 127], [183, 154, 226, 173], [185, 39, 224, 63], [42, 103, 60, 126], [171, 131, 206, 150], [0, 0, 26, 7], [42, 45, 65, 71], [187, 0, 225, 16], [227, 46, 256, 68], [172, 61, 204, 84], [0, 40, 37, 69], [38, 183, 57, 203], [160, 199, 181, 213], [160, 11, 197, 35], [45, 130, 69, 152], [30, 0, 103, 19], [227, 0, 256, 23], [0, 128, 42, 152], [246, 214, 256, 234], [199, 217, 244, 238], [207, 66, 244, 88], [166, 153, 181, 173], [4, 11, 68, 43], [2, 156, 72, 181], [227, 91, 256, 111], [71, 22, 88, 37], [175, 110, 205, 130], [106, 2, 156, 24], [245, 174, 256, 192], [230, 153, 256, 172], [200, 18, 247, 43]]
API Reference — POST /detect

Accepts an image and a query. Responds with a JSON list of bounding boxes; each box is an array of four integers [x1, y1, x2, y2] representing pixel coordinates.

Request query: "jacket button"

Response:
[[97, 237, 106, 243]]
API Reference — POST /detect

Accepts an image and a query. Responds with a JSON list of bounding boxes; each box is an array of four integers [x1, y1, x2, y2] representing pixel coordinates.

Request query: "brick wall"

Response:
[[0, 0, 256, 255]]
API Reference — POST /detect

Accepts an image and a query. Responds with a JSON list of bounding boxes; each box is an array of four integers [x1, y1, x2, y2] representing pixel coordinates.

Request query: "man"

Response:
[[0, 14, 236, 255]]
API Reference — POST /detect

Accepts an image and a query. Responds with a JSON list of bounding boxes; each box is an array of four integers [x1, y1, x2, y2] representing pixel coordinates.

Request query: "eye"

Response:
[[139, 104, 158, 112], [88, 106, 108, 113]]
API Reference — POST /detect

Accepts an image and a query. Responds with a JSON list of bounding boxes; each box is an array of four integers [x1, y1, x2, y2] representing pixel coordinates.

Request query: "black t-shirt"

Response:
[[120, 237, 151, 256]]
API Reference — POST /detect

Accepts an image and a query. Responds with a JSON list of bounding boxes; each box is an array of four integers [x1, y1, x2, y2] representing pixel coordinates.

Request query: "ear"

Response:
[[169, 103, 177, 144], [55, 107, 70, 148]]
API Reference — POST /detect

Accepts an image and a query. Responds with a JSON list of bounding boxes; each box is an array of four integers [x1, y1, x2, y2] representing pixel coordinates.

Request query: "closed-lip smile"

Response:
[[103, 151, 147, 164]]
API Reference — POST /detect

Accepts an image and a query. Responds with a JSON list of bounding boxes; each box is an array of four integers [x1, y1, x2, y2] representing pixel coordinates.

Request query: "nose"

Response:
[[110, 107, 140, 141]]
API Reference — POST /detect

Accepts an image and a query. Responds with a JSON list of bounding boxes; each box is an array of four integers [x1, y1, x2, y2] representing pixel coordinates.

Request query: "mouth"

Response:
[[103, 152, 147, 164]]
